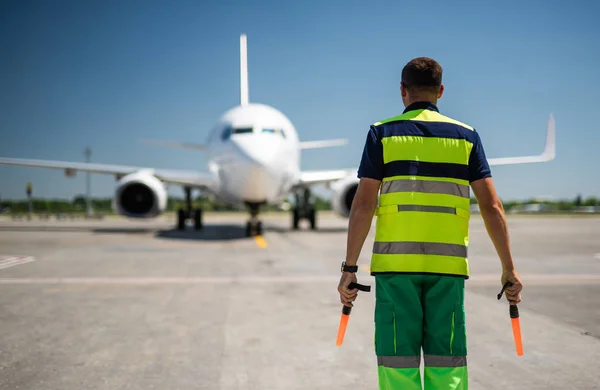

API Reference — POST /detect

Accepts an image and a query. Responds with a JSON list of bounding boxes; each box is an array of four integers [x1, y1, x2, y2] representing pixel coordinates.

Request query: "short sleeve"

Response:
[[468, 130, 492, 182], [357, 125, 384, 181]]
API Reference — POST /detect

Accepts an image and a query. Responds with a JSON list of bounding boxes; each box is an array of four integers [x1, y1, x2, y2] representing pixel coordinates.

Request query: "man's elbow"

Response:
[[479, 198, 505, 215], [351, 198, 377, 215], [350, 178, 381, 215]]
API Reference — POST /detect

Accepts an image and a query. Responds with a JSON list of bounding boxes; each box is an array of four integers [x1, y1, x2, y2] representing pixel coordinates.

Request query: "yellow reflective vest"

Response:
[[369, 103, 483, 278]]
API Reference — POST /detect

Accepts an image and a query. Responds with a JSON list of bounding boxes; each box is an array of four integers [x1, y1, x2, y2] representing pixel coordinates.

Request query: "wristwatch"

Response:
[[341, 261, 358, 273]]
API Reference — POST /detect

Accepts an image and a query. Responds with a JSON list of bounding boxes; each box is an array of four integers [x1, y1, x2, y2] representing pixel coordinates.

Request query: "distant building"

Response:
[[509, 203, 551, 213], [575, 206, 598, 213]]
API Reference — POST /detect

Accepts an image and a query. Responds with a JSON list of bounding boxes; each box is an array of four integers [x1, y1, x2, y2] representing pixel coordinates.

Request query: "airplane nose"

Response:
[[233, 137, 281, 165], [224, 136, 286, 202]]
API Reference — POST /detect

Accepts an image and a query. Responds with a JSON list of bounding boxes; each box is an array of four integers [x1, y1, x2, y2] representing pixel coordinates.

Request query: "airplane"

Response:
[[0, 34, 556, 237]]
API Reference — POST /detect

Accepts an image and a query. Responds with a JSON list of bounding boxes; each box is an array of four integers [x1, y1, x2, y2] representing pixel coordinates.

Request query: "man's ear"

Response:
[[400, 82, 408, 98], [438, 84, 445, 99]]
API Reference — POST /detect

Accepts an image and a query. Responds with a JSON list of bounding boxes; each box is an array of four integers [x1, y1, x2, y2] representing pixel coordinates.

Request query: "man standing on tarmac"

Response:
[[337, 57, 523, 389]]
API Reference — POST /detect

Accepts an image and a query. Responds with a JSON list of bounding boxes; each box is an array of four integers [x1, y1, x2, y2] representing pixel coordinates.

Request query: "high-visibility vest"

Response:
[[370, 105, 475, 278]]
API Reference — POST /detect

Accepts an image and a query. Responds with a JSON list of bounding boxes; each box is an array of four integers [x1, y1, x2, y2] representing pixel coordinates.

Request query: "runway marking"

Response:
[[254, 235, 268, 248], [360, 264, 370, 272], [0, 255, 35, 270]]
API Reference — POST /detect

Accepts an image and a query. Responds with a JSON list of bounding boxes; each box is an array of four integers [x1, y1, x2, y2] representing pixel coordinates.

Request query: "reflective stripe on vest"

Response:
[[373, 241, 467, 258], [370, 109, 474, 277], [380, 178, 470, 199]]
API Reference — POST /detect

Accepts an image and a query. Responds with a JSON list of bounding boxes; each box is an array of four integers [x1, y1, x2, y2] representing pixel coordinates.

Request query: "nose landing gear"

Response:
[[176, 187, 203, 231], [292, 187, 317, 230], [245, 202, 264, 237]]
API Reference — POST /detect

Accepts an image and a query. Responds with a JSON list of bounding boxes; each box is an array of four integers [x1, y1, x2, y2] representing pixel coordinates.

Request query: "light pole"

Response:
[[26, 182, 32, 219], [84, 147, 93, 217]]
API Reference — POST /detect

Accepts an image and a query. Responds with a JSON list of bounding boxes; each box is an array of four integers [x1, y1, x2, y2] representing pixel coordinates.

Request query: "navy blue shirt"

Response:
[[357, 102, 491, 183]]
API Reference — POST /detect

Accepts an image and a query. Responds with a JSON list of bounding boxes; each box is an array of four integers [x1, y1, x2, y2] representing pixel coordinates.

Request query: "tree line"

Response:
[[471, 194, 598, 211], [1, 194, 597, 215], [0, 195, 334, 214]]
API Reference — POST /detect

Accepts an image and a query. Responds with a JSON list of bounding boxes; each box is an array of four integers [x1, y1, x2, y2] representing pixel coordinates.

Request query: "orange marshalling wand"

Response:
[[336, 305, 352, 346], [510, 305, 524, 356], [336, 282, 371, 347], [497, 282, 524, 356]]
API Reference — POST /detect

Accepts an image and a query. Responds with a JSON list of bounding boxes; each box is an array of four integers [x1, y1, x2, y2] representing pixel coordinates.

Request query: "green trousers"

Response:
[[374, 274, 468, 390]]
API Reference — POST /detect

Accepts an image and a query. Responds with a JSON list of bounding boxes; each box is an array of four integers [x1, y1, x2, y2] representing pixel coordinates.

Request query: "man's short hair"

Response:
[[401, 57, 443, 94]]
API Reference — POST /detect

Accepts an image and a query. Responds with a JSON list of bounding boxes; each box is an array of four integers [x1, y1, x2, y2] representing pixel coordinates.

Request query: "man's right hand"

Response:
[[501, 269, 523, 304]]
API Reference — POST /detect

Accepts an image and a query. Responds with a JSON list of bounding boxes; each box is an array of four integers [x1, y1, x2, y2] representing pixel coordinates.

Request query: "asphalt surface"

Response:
[[0, 213, 599, 389]]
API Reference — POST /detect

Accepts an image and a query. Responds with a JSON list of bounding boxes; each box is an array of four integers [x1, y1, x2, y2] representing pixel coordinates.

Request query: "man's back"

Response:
[[368, 102, 490, 191], [360, 101, 491, 278]]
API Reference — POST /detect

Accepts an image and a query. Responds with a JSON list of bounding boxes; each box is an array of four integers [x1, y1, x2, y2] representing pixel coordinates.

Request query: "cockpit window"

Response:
[[232, 127, 254, 134], [262, 128, 286, 138]]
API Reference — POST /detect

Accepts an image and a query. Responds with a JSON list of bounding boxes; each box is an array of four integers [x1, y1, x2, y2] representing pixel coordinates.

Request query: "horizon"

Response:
[[2, 193, 597, 204]]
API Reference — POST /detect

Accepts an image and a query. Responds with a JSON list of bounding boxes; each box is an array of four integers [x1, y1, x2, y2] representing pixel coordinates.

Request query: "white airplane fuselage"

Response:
[[205, 103, 300, 206]]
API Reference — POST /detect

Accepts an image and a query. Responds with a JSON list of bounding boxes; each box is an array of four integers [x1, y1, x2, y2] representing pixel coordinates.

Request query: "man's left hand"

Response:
[[338, 272, 359, 307]]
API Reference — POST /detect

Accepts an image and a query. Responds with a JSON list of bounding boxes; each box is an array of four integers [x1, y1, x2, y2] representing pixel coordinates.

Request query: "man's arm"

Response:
[[338, 177, 380, 307], [471, 178, 522, 304], [468, 129, 523, 304], [345, 177, 381, 266], [471, 178, 516, 272], [338, 125, 383, 307]]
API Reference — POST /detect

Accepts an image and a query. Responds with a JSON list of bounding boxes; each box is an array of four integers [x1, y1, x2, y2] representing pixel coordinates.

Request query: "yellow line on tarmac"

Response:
[[360, 264, 370, 272], [254, 235, 268, 248]]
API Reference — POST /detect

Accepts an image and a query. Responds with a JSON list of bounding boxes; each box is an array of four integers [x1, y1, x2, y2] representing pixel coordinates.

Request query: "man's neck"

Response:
[[405, 97, 437, 107]]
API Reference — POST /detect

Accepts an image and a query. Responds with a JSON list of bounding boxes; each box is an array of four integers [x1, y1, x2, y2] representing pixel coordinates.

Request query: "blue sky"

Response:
[[1, 0, 599, 202]]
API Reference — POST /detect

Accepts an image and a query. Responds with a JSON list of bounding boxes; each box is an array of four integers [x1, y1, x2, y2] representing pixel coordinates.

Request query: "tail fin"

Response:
[[240, 34, 249, 106]]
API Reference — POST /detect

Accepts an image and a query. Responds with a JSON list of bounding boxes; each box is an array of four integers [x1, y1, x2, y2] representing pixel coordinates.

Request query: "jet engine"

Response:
[[113, 171, 167, 218], [331, 176, 360, 218]]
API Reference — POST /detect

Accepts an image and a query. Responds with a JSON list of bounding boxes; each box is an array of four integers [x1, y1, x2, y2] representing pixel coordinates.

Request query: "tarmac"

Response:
[[0, 212, 599, 390]]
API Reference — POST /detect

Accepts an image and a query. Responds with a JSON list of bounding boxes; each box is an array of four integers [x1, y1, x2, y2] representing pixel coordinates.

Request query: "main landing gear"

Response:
[[292, 187, 317, 230], [176, 187, 203, 231], [245, 202, 263, 237]]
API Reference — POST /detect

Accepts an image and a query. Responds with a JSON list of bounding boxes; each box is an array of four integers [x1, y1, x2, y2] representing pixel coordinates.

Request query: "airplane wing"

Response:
[[487, 114, 555, 166], [297, 169, 357, 186], [139, 138, 349, 153], [0, 157, 217, 190], [297, 114, 556, 186], [139, 139, 206, 151], [299, 138, 348, 150]]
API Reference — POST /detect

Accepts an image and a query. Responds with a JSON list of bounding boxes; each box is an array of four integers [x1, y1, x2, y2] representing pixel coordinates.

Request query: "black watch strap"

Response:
[[348, 282, 371, 292], [341, 262, 358, 273]]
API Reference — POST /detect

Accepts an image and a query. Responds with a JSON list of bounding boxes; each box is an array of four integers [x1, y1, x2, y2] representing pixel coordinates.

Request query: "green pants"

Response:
[[374, 274, 468, 390]]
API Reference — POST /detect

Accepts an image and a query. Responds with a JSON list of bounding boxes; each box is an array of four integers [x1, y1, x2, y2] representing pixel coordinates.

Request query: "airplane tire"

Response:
[[256, 221, 263, 236], [177, 209, 186, 230], [292, 209, 300, 230], [309, 208, 317, 230], [194, 208, 203, 230], [245, 221, 252, 237]]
